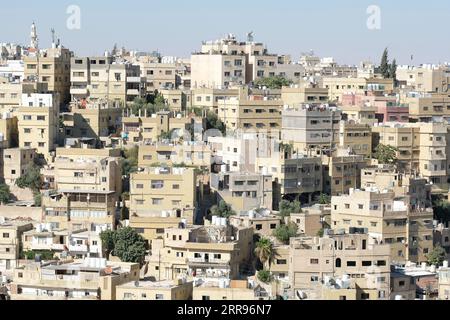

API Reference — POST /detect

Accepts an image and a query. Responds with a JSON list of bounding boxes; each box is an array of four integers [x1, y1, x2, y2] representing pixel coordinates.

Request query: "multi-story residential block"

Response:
[[339, 122, 372, 159], [137, 56, 178, 92], [281, 84, 329, 106], [288, 233, 391, 300], [24, 46, 72, 104], [0, 111, 18, 148], [116, 279, 193, 300], [340, 104, 378, 125], [17, 93, 60, 159], [62, 100, 122, 139], [2, 148, 36, 185], [401, 92, 450, 122], [10, 258, 140, 300], [438, 263, 450, 300], [322, 77, 394, 102], [147, 221, 253, 282], [70, 56, 142, 105], [0, 219, 33, 272], [193, 279, 264, 300], [217, 97, 282, 135], [390, 272, 416, 300], [331, 188, 434, 264], [229, 210, 281, 238], [397, 65, 450, 93], [290, 204, 331, 237], [130, 167, 197, 217], [281, 104, 342, 153], [211, 171, 273, 212], [159, 89, 186, 112], [372, 122, 448, 189]]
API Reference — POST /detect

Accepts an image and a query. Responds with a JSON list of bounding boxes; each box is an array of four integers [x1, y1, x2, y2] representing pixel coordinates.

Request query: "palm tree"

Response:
[[254, 238, 274, 270]]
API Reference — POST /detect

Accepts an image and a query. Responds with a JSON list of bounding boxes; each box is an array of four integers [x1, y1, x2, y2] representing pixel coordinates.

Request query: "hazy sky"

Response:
[[1, 0, 449, 65]]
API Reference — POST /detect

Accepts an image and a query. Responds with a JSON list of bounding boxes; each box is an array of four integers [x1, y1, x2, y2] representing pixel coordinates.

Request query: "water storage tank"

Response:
[[249, 210, 256, 219], [212, 216, 217, 225], [221, 218, 227, 226], [444, 261, 449, 268]]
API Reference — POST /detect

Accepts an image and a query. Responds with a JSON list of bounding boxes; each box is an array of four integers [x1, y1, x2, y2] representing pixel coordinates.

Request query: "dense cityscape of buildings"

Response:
[[1, 24, 450, 301]]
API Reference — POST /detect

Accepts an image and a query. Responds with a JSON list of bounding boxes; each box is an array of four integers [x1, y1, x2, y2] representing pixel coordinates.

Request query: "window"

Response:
[[38, 142, 45, 148], [173, 184, 180, 190], [152, 199, 163, 205], [347, 261, 356, 267], [151, 180, 164, 189], [362, 261, 372, 267], [214, 254, 222, 259], [3, 233, 10, 238], [155, 294, 164, 300], [310, 259, 319, 265], [23, 115, 32, 121], [37, 116, 46, 121], [24, 128, 31, 134], [358, 204, 364, 210], [310, 276, 319, 282], [136, 184, 144, 189], [277, 259, 287, 265]]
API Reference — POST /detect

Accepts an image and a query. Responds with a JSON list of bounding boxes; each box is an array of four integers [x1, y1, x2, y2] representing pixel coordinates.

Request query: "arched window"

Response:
[[336, 258, 342, 268]]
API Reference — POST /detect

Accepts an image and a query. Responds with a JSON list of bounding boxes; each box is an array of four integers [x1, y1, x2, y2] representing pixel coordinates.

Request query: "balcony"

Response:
[[127, 76, 141, 83], [69, 244, 88, 252], [127, 89, 140, 96], [70, 88, 88, 95]]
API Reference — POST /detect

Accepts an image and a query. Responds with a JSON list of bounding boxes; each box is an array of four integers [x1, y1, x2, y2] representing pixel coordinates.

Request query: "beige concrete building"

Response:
[[290, 204, 331, 237], [372, 122, 448, 190], [339, 122, 372, 159], [70, 57, 141, 105], [289, 234, 391, 300], [401, 92, 450, 122], [210, 171, 273, 212], [193, 280, 258, 300], [10, 258, 140, 300], [331, 188, 434, 264], [340, 104, 378, 125], [281, 84, 329, 105], [229, 210, 281, 237], [147, 222, 253, 282], [322, 77, 394, 102], [0, 111, 18, 148], [438, 266, 450, 300], [281, 104, 342, 153], [116, 279, 193, 300], [397, 65, 449, 93], [160, 89, 186, 112], [24, 46, 72, 104], [0, 219, 33, 272], [17, 93, 60, 158], [2, 148, 36, 185], [130, 167, 196, 217]]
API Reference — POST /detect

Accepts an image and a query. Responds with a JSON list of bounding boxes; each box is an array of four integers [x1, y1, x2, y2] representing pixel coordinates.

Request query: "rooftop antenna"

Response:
[[51, 28, 56, 46], [246, 31, 254, 42]]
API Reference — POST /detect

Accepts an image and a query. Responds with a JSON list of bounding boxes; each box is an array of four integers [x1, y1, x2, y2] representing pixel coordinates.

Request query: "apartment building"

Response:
[[24, 46, 72, 104], [17, 93, 60, 158], [438, 264, 450, 300], [160, 89, 186, 112], [210, 171, 273, 212], [229, 210, 281, 237], [188, 87, 240, 110], [397, 65, 450, 93], [122, 112, 201, 146], [372, 122, 448, 189], [322, 77, 394, 102], [138, 142, 212, 169], [137, 56, 178, 92], [256, 153, 323, 206], [340, 104, 378, 125], [193, 279, 262, 300], [52, 147, 122, 193], [62, 100, 122, 139], [331, 188, 434, 264], [116, 279, 193, 300], [289, 233, 391, 300], [147, 222, 253, 281], [401, 92, 450, 122], [322, 150, 367, 196], [2, 148, 36, 185], [281, 84, 329, 105], [0, 111, 18, 148], [339, 122, 372, 159], [130, 167, 196, 217], [10, 258, 140, 300], [281, 104, 342, 153], [290, 204, 331, 237], [70, 57, 142, 105], [0, 219, 33, 272], [217, 97, 282, 135]]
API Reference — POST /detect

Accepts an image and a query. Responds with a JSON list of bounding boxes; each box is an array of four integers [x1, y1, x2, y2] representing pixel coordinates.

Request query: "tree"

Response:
[[374, 144, 398, 165], [380, 48, 390, 79], [254, 76, 292, 89], [318, 193, 331, 205], [113, 227, 147, 265], [206, 111, 226, 135], [433, 196, 450, 223], [100, 230, 115, 259], [426, 245, 446, 266], [122, 146, 139, 176], [153, 92, 166, 106], [254, 238, 274, 269], [16, 163, 42, 192], [210, 201, 235, 218], [0, 184, 11, 205], [279, 142, 293, 158], [33, 192, 42, 207], [279, 200, 302, 218], [257, 270, 272, 283], [120, 205, 129, 221], [389, 59, 397, 83], [273, 222, 298, 244]]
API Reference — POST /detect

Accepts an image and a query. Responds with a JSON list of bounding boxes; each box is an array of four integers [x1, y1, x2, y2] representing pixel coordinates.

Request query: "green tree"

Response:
[[389, 59, 397, 82], [279, 142, 293, 158], [24, 250, 55, 261], [433, 196, 450, 223], [254, 76, 292, 89], [120, 206, 130, 221], [153, 93, 166, 106], [0, 184, 11, 205], [279, 200, 302, 218], [33, 192, 42, 207], [122, 146, 139, 176], [16, 163, 42, 192], [257, 270, 272, 283], [189, 107, 204, 117], [273, 222, 298, 244], [100, 230, 115, 259], [426, 245, 446, 266], [113, 227, 147, 265], [254, 238, 274, 269], [380, 48, 390, 78], [206, 111, 226, 135], [318, 193, 331, 205], [210, 200, 235, 218], [374, 144, 398, 165], [317, 228, 325, 237]]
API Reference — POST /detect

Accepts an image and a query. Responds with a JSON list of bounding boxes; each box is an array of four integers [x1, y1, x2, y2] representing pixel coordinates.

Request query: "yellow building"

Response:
[[0, 219, 33, 272], [339, 122, 372, 159], [116, 279, 193, 300], [2, 148, 36, 185], [281, 84, 329, 105], [401, 92, 450, 122], [322, 77, 394, 102], [0, 111, 18, 148]]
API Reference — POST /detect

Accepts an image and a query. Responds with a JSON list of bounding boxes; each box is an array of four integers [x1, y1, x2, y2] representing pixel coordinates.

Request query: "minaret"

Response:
[[30, 22, 38, 49]]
